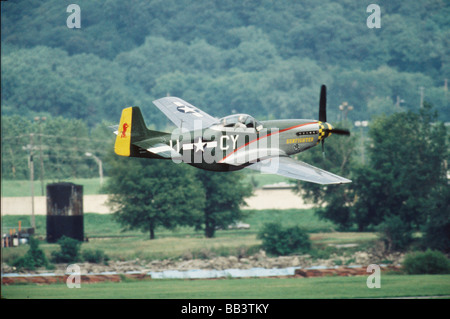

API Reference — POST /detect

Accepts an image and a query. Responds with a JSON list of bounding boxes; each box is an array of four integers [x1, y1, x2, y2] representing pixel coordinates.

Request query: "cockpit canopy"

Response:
[[218, 114, 263, 131]]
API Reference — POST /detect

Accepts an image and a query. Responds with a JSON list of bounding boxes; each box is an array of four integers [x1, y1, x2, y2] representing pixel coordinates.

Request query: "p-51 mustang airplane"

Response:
[[114, 85, 351, 184]]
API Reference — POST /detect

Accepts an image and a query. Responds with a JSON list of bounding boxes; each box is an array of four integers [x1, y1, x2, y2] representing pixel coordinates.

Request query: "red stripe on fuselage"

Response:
[[219, 122, 317, 163]]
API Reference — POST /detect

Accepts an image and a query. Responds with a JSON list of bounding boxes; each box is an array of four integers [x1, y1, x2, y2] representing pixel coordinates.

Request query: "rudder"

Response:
[[114, 106, 152, 157]]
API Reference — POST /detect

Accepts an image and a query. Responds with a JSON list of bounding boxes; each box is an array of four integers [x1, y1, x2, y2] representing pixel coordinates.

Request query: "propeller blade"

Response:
[[319, 85, 327, 123], [326, 128, 350, 136], [316, 84, 349, 160]]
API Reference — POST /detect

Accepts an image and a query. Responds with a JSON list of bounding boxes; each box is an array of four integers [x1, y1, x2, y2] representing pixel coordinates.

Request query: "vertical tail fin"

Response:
[[114, 106, 152, 157]]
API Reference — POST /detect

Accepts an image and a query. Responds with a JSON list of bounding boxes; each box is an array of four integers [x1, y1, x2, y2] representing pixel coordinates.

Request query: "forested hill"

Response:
[[1, 0, 449, 128]]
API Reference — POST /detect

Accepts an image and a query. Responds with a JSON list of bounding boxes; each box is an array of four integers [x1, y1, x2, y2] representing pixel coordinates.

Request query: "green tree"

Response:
[[293, 125, 357, 230], [12, 236, 50, 270], [51, 236, 82, 263], [354, 104, 447, 248], [376, 214, 414, 251], [106, 157, 205, 239], [1, 46, 150, 126], [195, 169, 253, 238], [420, 137, 450, 252], [1, 115, 33, 179], [1, 115, 113, 181], [42, 117, 92, 179]]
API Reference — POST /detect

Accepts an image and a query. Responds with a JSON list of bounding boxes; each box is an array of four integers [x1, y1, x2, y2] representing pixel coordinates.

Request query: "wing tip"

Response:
[[323, 178, 352, 185]]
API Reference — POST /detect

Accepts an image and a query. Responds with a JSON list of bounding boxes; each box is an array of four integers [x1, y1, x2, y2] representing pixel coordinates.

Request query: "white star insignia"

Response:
[[193, 137, 206, 152], [179, 105, 196, 113]]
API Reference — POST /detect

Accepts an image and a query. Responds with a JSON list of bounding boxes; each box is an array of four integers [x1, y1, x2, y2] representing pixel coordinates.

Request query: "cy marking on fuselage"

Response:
[[170, 134, 241, 153], [167, 128, 280, 166]]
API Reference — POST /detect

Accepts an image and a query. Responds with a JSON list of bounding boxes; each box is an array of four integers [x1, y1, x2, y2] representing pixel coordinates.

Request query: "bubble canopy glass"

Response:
[[218, 114, 263, 131]]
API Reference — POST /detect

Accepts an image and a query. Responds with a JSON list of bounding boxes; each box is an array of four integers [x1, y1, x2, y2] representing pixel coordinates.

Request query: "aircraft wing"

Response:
[[246, 156, 351, 185], [152, 97, 218, 131]]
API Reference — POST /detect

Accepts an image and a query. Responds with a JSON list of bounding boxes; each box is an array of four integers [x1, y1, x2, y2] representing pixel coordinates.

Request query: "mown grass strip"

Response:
[[2, 274, 449, 299]]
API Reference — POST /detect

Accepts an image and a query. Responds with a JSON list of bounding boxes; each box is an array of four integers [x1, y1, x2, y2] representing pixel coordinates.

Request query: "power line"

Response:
[[2, 133, 111, 143]]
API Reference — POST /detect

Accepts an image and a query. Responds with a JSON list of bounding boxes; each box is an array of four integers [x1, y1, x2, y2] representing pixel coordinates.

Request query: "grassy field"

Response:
[[2, 275, 450, 299], [1, 210, 377, 263], [2, 208, 449, 301], [1, 230, 378, 264], [1, 173, 289, 197], [2, 209, 337, 238], [1, 178, 109, 197], [3, 180, 449, 302]]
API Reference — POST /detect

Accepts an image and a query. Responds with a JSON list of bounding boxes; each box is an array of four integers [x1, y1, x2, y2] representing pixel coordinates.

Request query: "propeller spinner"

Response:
[[318, 85, 350, 156]]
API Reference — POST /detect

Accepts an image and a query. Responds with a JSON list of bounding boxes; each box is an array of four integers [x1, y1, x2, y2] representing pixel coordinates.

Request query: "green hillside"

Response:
[[2, 0, 448, 180], [2, 0, 448, 126]]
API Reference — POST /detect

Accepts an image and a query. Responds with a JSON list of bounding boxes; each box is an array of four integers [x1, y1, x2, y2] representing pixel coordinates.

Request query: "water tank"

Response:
[[46, 183, 84, 243]]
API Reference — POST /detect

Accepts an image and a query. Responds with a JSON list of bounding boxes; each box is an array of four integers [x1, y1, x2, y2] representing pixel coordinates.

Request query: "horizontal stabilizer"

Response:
[[133, 141, 181, 159]]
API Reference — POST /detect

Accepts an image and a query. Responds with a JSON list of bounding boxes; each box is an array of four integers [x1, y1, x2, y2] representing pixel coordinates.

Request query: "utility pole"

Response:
[[23, 134, 36, 230], [445, 79, 448, 99], [339, 102, 354, 123], [30, 153, 35, 230], [354, 121, 369, 164], [34, 117, 46, 195], [419, 86, 424, 108], [85, 152, 103, 185]]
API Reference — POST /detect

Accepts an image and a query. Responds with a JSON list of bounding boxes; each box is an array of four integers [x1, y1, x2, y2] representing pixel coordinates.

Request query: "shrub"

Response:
[[51, 236, 82, 263], [82, 249, 109, 264], [12, 236, 50, 270], [376, 215, 414, 251], [258, 222, 311, 256], [421, 222, 450, 253], [402, 249, 450, 274]]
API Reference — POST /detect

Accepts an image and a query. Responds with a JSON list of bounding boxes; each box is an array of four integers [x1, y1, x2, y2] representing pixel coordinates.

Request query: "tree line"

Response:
[[2, 0, 449, 127], [1, 115, 113, 180], [104, 103, 448, 249], [294, 103, 449, 252], [2, 99, 448, 251], [1, 0, 449, 250]]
